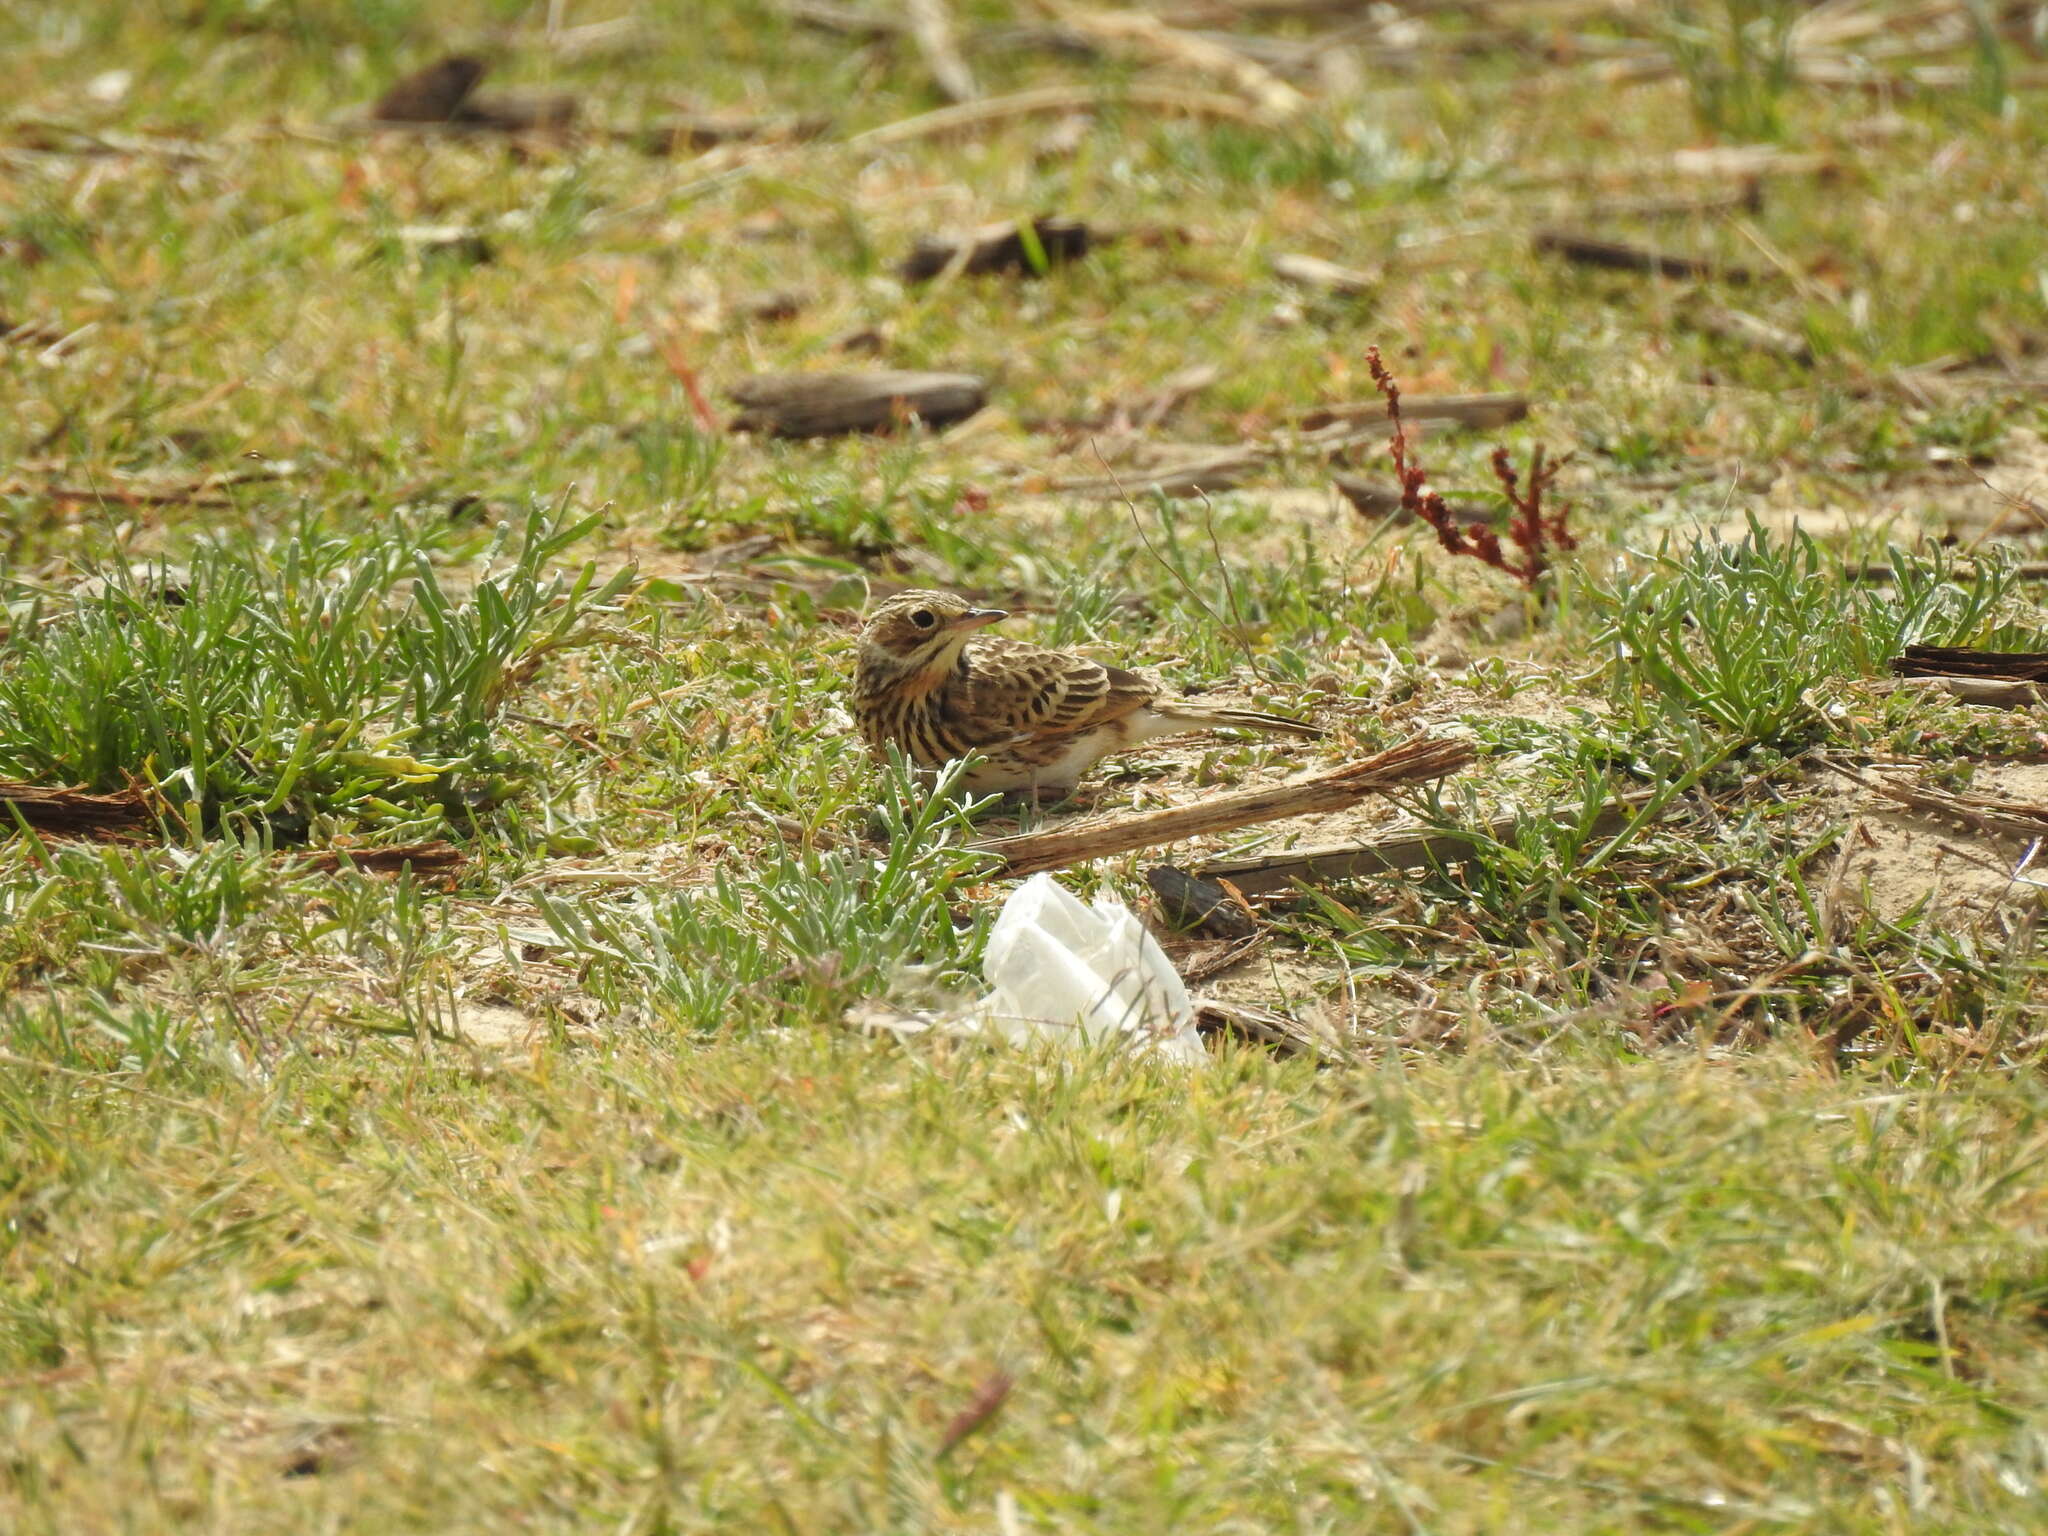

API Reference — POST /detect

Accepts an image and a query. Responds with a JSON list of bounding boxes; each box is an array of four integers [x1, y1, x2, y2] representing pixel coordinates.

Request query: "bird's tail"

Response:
[[1160, 704, 1323, 740]]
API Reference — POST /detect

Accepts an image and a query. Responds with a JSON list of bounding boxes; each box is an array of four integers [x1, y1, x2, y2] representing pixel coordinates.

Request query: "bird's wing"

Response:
[[956, 637, 1157, 741]]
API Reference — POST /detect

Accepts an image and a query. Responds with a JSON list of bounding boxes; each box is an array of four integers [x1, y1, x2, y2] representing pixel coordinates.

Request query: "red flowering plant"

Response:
[[1365, 345, 1576, 589]]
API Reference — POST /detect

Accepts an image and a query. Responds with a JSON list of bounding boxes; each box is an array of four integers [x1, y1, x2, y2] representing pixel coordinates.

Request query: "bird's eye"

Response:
[[911, 610, 936, 629]]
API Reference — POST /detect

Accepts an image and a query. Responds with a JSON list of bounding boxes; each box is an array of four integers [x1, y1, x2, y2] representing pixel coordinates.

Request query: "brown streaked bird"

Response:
[[852, 590, 1322, 794]]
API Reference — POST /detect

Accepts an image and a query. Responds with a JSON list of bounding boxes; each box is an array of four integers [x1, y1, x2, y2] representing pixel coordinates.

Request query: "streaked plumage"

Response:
[[851, 590, 1320, 793]]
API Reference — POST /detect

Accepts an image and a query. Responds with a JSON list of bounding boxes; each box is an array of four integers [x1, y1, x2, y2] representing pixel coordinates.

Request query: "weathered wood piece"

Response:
[[1535, 229, 1756, 283], [1889, 644, 2048, 709], [1891, 645, 2048, 683], [968, 735, 1474, 879], [727, 370, 987, 436], [1198, 798, 1642, 896], [0, 781, 154, 838], [899, 216, 1094, 282]]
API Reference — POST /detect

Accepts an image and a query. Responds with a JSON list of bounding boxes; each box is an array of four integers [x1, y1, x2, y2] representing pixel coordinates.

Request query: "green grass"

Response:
[[5, 0, 2048, 1529], [0, 509, 632, 840], [9, 1025, 2048, 1530]]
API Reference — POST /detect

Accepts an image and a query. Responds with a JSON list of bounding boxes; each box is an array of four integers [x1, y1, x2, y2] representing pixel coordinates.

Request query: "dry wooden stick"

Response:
[[1198, 795, 1647, 895], [0, 781, 156, 839], [1891, 645, 2048, 684], [968, 735, 1473, 878]]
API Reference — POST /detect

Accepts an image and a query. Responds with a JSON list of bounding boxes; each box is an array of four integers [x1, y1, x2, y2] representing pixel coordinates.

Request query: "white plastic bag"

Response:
[[964, 873, 1203, 1064]]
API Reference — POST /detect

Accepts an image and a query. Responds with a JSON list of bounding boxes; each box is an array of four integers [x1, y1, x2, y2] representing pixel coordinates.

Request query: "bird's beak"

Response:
[[947, 608, 1008, 632]]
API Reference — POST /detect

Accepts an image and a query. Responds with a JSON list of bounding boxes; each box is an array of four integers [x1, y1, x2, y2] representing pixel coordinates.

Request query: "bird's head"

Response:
[[856, 590, 1008, 681]]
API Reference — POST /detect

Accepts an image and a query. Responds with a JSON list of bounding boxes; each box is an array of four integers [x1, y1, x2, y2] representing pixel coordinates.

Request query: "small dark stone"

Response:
[[1146, 865, 1259, 940]]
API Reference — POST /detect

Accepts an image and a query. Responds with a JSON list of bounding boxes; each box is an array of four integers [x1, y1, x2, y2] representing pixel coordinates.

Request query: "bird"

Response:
[[851, 589, 1322, 794]]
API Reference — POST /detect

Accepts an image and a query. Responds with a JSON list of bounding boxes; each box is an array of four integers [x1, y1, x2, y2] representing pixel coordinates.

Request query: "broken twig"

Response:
[[968, 735, 1473, 878]]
